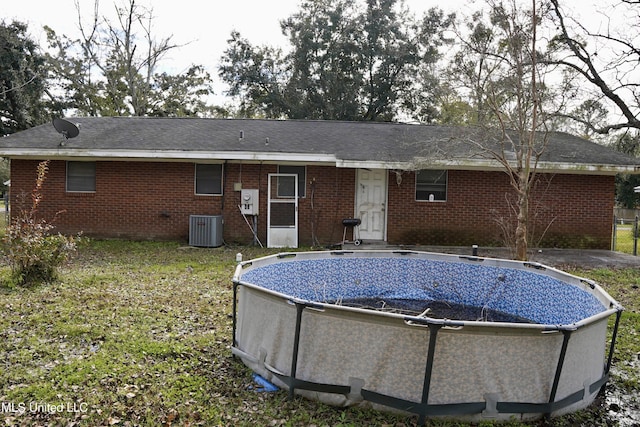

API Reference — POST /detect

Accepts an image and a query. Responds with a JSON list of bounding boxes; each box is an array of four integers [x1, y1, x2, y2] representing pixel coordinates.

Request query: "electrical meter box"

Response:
[[240, 189, 259, 215]]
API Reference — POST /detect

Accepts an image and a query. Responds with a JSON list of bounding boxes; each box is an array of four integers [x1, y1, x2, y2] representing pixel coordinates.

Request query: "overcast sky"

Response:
[[3, 0, 607, 106], [0, 0, 479, 104]]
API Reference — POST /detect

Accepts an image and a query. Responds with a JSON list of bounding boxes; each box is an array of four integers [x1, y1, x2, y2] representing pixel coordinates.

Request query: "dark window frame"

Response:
[[195, 163, 223, 196], [66, 161, 96, 193], [415, 169, 447, 202], [277, 165, 306, 198]]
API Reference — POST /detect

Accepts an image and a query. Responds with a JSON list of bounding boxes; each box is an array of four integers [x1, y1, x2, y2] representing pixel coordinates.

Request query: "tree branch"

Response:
[[548, 0, 640, 133]]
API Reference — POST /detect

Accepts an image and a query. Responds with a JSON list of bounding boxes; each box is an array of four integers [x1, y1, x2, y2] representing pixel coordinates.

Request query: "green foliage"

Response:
[[0, 158, 9, 195], [568, 100, 609, 140], [438, 94, 478, 126], [218, 0, 453, 121], [616, 174, 640, 209], [0, 20, 60, 135], [447, 12, 498, 125], [614, 132, 640, 208], [43, 2, 216, 118], [149, 65, 217, 117], [3, 161, 78, 286]]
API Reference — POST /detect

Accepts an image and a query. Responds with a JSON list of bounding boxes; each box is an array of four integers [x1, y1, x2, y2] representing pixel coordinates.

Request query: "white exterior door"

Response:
[[355, 169, 387, 241], [267, 173, 298, 248]]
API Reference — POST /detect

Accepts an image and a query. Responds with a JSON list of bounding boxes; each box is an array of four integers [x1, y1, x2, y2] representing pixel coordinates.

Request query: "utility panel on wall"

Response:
[[240, 189, 259, 215]]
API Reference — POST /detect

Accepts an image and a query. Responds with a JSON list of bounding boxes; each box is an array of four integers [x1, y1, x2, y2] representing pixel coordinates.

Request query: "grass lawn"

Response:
[[0, 240, 638, 426], [614, 224, 638, 255]]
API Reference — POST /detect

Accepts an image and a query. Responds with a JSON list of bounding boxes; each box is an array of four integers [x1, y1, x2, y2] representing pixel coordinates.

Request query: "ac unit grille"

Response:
[[189, 215, 223, 247]]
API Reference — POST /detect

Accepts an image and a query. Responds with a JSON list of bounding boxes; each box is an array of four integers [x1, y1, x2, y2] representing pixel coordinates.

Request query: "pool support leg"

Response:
[[546, 329, 573, 419], [417, 323, 442, 426], [232, 282, 239, 349], [288, 302, 306, 400], [606, 309, 622, 375]]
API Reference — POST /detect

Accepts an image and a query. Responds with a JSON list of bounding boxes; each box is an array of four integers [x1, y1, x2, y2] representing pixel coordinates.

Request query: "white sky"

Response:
[[2, 0, 611, 106], [0, 0, 475, 105]]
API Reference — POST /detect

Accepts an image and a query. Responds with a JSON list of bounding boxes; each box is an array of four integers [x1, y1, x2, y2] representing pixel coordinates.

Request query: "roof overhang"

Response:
[[338, 158, 640, 175], [1, 148, 638, 175], [0, 148, 338, 165]]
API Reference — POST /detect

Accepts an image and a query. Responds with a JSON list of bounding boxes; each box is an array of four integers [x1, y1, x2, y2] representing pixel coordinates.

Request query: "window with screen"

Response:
[[66, 161, 96, 192]]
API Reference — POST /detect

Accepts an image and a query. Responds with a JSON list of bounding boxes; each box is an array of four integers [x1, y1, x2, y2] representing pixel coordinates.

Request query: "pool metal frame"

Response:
[[231, 250, 623, 424]]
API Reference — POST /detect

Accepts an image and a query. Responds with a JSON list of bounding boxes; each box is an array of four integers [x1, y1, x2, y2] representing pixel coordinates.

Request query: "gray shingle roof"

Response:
[[1, 117, 638, 174]]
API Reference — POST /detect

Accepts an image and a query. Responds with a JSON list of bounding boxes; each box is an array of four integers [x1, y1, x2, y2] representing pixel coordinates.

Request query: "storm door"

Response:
[[267, 173, 298, 248]]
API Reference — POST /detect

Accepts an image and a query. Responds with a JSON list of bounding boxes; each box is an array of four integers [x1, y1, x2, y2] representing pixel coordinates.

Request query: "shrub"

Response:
[[3, 160, 79, 286]]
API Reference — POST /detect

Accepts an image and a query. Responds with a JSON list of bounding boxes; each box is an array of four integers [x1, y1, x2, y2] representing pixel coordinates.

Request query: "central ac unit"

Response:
[[189, 215, 223, 247]]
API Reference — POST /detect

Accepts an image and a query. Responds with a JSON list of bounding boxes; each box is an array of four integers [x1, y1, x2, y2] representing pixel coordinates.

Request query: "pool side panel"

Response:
[[551, 318, 609, 417], [296, 304, 430, 406], [428, 327, 561, 408], [234, 285, 608, 421], [235, 286, 298, 386]]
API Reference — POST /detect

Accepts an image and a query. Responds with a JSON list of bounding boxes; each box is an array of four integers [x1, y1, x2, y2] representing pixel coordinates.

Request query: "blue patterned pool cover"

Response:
[[240, 257, 605, 325]]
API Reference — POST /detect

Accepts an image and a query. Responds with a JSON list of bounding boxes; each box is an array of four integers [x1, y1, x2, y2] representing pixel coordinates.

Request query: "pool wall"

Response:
[[232, 250, 622, 423]]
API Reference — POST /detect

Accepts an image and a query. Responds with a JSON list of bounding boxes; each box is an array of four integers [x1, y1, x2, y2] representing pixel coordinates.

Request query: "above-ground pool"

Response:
[[232, 250, 622, 424]]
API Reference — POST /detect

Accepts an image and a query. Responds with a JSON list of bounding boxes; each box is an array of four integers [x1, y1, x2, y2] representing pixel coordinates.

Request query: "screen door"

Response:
[[267, 173, 298, 248]]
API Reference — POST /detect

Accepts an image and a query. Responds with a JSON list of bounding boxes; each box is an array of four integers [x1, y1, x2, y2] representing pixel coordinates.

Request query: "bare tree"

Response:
[[442, 0, 552, 260], [45, 0, 215, 117], [77, 0, 179, 115], [548, 0, 640, 134], [447, 11, 502, 125]]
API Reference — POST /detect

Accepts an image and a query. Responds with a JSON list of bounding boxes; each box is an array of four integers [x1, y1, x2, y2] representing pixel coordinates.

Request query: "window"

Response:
[[195, 163, 223, 195], [416, 169, 447, 201], [277, 165, 306, 197], [66, 161, 96, 192]]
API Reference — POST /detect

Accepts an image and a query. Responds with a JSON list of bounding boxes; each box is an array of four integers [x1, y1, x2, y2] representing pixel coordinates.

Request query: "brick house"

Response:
[[1, 117, 638, 249]]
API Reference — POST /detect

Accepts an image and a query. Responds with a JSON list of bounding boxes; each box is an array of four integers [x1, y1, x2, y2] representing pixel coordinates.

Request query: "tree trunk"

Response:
[[515, 172, 529, 261]]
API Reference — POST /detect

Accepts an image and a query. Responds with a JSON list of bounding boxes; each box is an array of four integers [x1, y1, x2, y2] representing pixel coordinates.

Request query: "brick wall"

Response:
[[11, 160, 222, 240], [221, 164, 355, 246], [387, 170, 614, 249], [10, 160, 614, 248]]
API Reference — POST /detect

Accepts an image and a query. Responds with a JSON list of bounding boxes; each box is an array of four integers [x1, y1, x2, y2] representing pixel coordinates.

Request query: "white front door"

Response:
[[355, 169, 387, 241]]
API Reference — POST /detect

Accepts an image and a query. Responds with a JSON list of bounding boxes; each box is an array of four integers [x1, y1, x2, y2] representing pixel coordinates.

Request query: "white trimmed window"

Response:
[[416, 169, 447, 201], [195, 163, 223, 195], [66, 161, 96, 192]]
